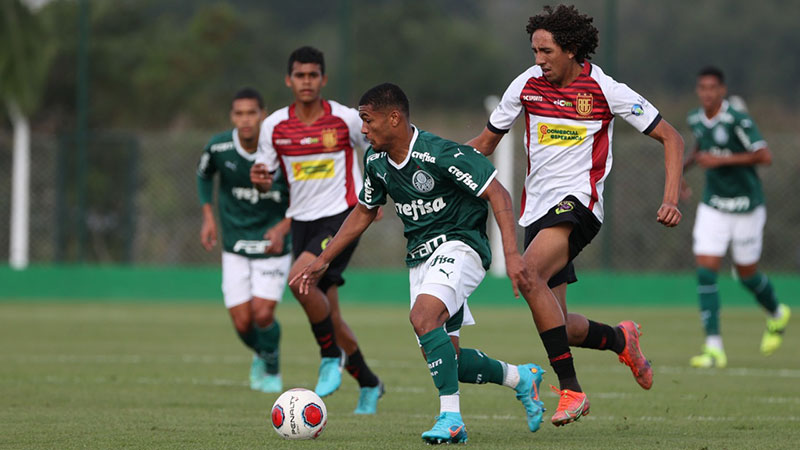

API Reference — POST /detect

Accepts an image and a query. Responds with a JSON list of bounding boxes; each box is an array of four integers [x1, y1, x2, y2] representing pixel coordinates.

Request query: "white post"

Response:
[[8, 101, 31, 270], [482, 96, 514, 277]]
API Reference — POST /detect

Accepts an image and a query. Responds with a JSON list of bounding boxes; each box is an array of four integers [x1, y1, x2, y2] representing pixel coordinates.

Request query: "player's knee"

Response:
[[409, 310, 435, 336], [253, 308, 275, 328], [232, 315, 252, 334]]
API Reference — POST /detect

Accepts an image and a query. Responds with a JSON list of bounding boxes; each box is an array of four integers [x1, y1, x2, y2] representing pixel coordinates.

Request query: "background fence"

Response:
[[2, 122, 798, 272]]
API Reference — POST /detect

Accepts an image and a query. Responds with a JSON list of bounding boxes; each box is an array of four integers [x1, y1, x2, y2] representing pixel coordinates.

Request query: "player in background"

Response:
[[683, 66, 790, 368], [250, 46, 383, 414], [292, 83, 546, 444], [467, 5, 684, 426], [197, 88, 291, 393]]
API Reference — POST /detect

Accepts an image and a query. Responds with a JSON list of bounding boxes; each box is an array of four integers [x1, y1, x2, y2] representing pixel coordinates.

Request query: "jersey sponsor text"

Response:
[[537, 123, 587, 146], [292, 159, 335, 180], [395, 197, 447, 221]]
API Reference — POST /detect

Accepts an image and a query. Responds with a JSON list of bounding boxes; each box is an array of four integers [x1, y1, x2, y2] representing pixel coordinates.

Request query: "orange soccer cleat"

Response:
[[550, 386, 590, 426], [617, 321, 653, 390]]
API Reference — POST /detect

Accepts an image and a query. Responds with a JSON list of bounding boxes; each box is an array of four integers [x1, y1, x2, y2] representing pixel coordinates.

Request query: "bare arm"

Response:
[[695, 146, 772, 169], [263, 217, 291, 255], [646, 119, 684, 227], [466, 127, 505, 156], [200, 203, 217, 251], [480, 179, 528, 298], [289, 203, 378, 294]]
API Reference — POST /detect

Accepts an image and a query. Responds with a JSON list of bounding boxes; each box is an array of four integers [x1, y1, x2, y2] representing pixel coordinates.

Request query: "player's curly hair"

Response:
[[526, 5, 598, 63]]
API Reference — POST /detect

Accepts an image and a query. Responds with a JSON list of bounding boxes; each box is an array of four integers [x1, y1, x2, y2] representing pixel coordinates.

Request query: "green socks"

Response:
[[255, 321, 280, 374], [741, 272, 779, 315], [419, 328, 459, 396], [457, 348, 505, 385], [698, 267, 720, 336]]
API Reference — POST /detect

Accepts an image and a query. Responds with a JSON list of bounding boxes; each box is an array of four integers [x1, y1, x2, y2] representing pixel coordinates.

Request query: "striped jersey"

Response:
[[488, 63, 662, 225], [256, 99, 366, 221], [686, 99, 765, 213]]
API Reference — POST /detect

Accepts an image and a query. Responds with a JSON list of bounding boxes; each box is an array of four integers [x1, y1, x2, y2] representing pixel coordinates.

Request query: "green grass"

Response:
[[1, 301, 798, 449]]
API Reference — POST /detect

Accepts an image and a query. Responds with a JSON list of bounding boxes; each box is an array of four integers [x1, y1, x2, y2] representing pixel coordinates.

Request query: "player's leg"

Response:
[[691, 203, 730, 368], [731, 206, 790, 355], [247, 253, 291, 392]]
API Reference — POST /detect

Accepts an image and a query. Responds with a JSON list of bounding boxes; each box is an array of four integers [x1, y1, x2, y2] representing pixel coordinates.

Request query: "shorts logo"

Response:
[[576, 93, 593, 116], [293, 159, 335, 180], [321, 236, 332, 250], [412, 170, 435, 192], [431, 255, 455, 267], [537, 123, 586, 146], [555, 200, 575, 215], [321, 128, 338, 149]]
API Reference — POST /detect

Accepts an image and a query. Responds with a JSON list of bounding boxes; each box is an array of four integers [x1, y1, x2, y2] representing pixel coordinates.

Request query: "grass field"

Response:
[[1, 301, 798, 449]]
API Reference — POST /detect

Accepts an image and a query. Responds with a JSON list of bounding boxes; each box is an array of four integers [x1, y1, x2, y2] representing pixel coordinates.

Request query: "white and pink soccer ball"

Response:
[[271, 388, 327, 440]]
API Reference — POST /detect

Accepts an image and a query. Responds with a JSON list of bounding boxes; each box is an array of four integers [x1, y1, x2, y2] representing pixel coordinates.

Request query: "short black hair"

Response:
[[698, 66, 725, 84], [526, 5, 599, 64], [287, 46, 325, 75], [358, 83, 410, 118], [232, 87, 264, 109]]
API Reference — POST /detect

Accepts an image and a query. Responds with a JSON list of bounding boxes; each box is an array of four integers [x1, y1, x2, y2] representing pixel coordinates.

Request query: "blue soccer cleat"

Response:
[[314, 351, 344, 398], [259, 374, 282, 393], [354, 380, 385, 414], [421, 412, 468, 445], [249, 355, 266, 391], [515, 363, 545, 432]]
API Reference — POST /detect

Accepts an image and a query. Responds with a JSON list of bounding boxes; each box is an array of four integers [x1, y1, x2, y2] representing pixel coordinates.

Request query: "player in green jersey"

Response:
[[197, 88, 292, 392], [683, 67, 790, 367], [292, 83, 547, 444]]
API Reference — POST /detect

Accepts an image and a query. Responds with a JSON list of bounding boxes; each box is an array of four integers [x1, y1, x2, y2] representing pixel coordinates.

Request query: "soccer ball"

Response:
[[270, 388, 327, 440]]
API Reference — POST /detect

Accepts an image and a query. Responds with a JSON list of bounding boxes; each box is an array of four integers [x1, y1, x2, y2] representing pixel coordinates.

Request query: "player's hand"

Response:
[[200, 218, 217, 251], [656, 202, 681, 227], [263, 226, 286, 255], [695, 152, 724, 169], [504, 251, 529, 299], [250, 163, 274, 192], [289, 260, 330, 296]]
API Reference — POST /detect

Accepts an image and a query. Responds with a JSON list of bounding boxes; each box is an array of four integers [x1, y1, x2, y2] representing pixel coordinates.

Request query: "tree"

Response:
[[0, 0, 53, 269]]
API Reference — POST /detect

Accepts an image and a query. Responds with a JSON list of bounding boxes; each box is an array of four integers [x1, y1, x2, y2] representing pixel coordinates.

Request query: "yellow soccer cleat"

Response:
[[761, 304, 791, 356], [690, 345, 727, 368]]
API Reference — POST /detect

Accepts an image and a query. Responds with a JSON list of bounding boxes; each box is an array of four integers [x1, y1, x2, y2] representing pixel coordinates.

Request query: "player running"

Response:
[[467, 5, 684, 426], [250, 46, 383, 414], [197, 88, 291, 393], [292, 83, 546, 444], [684, 66, 790, 367]]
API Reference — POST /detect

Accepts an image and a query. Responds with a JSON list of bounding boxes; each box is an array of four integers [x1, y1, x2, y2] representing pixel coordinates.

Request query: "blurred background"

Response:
[[2, 0, 799, 273]]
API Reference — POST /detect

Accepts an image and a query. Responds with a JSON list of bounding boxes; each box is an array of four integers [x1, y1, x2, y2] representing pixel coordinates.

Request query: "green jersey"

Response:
[[359, 127, 497, 269], [687, 99, 766, 212], [197, 129, 290, 257]]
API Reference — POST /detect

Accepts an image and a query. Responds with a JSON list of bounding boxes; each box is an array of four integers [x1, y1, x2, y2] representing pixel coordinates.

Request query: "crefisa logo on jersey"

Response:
[[576, 93, 593, 116], [412, 170, 435, 193], [321, 128, 338, 149]]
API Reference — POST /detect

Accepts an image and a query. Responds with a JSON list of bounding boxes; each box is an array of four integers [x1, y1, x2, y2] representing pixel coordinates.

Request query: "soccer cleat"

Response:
[[514, 363, 545, 432], [314, 350, 345, 398], [354, 380, 385, 414], [617, 321, 653, 390], [421, 412, 468, 445], [550, 386, 590, 426], [259, 374, 282, 393], [249, 355, 267, 391], [689, 345, 727, 368], [761, 304, 791, 356]]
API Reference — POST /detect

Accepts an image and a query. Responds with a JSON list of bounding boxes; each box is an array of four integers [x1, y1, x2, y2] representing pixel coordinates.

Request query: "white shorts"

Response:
[[409, 241, 483, 338], [221, 252, 292, 308], [692, 203, 766, 265]]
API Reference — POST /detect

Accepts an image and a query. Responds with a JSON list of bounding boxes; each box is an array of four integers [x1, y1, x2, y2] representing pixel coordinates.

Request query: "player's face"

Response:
[[696, 75, 726, 112], [358, 105, 392, 151], [286, 62, 327, 104], [230, 98, 265, 140], [531, 29, 576, 87]]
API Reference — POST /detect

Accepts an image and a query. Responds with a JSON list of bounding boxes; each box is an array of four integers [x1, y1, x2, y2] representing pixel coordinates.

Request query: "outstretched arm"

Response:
[[289, 203, 378, 294], [695, 146, 772, 168], [480, 179, 529, 298], [466, 127, 505, 157], [646, 119, 684, 227]]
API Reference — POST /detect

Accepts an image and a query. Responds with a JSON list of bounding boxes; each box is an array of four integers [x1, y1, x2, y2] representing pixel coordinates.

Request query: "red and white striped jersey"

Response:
[[488, 63, 661, 225], [257, 99, 366, 221]]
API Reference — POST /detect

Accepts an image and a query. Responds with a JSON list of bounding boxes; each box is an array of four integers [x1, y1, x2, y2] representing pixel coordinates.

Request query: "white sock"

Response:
[[502, 363, 520, 388], [771, 305, 785, 320], [705, 335, 724, 350], [440, 393, 460, 413]]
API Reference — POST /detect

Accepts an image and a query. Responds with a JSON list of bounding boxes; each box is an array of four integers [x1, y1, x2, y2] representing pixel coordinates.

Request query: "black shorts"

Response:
[[523, 195, 601, 288], [291, 208, 359, 292]]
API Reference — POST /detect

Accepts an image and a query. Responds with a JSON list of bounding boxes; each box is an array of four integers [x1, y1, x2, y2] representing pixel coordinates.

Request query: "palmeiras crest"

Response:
[[576, 93, 593, 116], [412, 170, 435, 192]]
